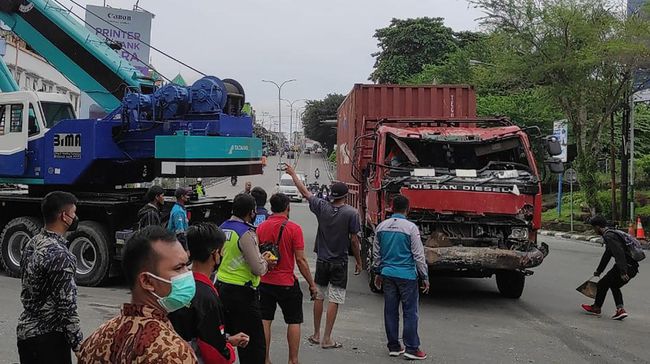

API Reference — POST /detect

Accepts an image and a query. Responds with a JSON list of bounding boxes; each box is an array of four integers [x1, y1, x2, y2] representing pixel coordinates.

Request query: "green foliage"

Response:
[[370, 18, 483, 83], [471, 0, 650, 212], [477, 88, 563, 131], [328, 150, 336, 164], [302, 94, 345, 151]]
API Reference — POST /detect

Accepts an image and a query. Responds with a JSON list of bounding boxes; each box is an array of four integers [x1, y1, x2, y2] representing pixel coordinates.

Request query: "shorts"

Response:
[[259, 281, 304, 324], [315, 283, 346, 304], [314, 260, 348, 304]]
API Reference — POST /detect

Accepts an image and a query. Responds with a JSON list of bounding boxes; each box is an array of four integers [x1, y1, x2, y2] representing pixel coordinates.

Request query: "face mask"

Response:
[[64, 213, 79, 231], [146, 271, 196, 312], [212, 250, 221, 273]]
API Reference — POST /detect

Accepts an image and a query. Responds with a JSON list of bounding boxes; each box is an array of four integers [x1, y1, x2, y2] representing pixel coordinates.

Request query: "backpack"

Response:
[[607, 229, 646, 262], [259, 220, 288, 265]]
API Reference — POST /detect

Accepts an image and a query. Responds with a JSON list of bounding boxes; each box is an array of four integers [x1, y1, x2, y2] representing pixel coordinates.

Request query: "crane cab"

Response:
[[0, 91, 75, 178]]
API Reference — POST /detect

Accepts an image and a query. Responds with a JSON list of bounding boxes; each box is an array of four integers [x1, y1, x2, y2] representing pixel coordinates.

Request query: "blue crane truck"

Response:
[[0, 0, 263, 286]]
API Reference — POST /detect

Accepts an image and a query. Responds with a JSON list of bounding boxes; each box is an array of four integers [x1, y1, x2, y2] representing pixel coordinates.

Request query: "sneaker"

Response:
[[404, 350, 427, 360], [581, 304, 601, 316], [612, 308, 628, 320], [389, 347, 405, 357]]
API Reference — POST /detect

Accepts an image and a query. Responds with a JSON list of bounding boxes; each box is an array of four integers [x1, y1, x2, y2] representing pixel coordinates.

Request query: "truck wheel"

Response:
[[67, 221, 112, 287], [496, 271, 525, 299], [0, 217, 42, 277]]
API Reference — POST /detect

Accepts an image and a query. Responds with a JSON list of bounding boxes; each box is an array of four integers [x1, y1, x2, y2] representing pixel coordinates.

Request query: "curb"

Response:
[[539, 229, 604, 247]]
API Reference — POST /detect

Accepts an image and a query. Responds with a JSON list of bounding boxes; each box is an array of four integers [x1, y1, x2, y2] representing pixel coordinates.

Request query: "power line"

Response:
[[65, 0, 207, 77]]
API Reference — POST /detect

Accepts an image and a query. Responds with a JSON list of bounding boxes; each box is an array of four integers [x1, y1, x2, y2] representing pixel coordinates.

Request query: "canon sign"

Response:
[[108, 13, 132, 21]]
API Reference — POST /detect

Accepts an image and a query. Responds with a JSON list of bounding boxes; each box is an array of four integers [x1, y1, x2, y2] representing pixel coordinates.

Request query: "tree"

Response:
[[470, 0, 650, 214], [369, 18, 480, 83], [302, 94, 345, 151]]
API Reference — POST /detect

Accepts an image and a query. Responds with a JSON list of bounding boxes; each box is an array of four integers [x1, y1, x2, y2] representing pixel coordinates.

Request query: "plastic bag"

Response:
[[576, 276, 598, 299]]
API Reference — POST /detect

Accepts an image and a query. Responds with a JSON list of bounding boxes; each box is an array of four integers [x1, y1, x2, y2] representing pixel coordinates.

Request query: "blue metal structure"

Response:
[[0, 0, 263, 187]]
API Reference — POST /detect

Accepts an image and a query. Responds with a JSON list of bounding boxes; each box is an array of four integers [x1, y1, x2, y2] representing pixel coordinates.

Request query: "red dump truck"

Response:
[[337, 84, 562, 298]]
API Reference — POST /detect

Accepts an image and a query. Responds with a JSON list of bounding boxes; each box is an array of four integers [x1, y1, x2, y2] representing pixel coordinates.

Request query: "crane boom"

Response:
[[0, 0, 152, 111], [0, 56, 19, 91]]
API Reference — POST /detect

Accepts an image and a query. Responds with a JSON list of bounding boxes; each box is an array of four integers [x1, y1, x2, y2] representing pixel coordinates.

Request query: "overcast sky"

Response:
[[59, 0, 483, 131]]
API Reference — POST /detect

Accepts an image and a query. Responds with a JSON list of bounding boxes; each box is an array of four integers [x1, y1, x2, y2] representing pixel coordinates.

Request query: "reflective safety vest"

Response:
[[217, 220, 260, 287]]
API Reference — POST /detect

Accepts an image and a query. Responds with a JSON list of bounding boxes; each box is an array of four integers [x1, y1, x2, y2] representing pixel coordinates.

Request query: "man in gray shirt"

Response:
[[285, 164, 362, 350]]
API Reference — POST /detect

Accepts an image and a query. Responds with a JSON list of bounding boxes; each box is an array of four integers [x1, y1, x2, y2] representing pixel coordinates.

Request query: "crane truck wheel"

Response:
[[66, 221, 111, 287], [0, 217, 43, 277], [496, 271, 525, 299]]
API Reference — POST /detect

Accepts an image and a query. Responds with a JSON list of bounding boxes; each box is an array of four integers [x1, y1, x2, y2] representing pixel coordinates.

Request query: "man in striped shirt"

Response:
[[372, 195, 429, 360]]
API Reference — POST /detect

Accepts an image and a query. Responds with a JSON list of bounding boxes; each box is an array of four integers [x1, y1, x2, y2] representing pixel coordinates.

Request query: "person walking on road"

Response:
[[78, 226, 198, 363], [284, 164, 363, 350], [169, 223, 250, 364], [168, 187, 191, 250], [17, 191, 83, 364], [257, 193, 318, 364], [217, 194, 277, 364], [581, 215, 640, 320], [196, 178, 206, 198], [138, 185, 165, 229], [372, 195, 429, 360], [251, 187, 270, 227]]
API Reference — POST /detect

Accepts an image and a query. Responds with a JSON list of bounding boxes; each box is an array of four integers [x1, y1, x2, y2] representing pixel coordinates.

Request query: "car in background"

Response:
[[304, 147, 311, 154], [278, 173, 306, 201], [316, 147, 323, 154]]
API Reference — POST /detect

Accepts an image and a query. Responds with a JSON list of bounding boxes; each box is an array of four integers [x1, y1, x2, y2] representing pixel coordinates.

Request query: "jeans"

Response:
[[383, 276, 420, 353], [18, 332, 72, 364], [218, 282, 266, 364], [594, 265, 638, 308]]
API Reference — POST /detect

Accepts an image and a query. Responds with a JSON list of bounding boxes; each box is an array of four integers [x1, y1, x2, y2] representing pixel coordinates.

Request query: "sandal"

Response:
[[321, 341, 343, 349], [307, 335, 320, 345]]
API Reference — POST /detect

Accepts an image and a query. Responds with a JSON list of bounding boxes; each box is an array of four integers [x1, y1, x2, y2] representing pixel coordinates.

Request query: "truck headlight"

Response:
[[509, 227, 529, 240]]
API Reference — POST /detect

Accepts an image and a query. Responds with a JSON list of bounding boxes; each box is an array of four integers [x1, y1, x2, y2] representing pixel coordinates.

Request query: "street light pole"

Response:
[[263, 79, 296, 179], [282, 98, 306, 147]]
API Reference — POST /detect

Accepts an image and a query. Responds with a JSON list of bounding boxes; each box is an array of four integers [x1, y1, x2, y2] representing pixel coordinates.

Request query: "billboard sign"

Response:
[[553, 120, 568, 163], [80, 5, 153, 118]]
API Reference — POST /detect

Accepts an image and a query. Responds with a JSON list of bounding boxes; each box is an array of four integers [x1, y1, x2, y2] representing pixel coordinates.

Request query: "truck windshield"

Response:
[[40, 102, 76, 129], [386, 136, 531, 171]]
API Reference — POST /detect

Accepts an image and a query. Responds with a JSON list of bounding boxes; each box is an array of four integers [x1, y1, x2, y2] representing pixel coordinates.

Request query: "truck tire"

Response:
[[66, 221, 112, 287], [496, 271, 525, 299], [0, 217, 42, 277]]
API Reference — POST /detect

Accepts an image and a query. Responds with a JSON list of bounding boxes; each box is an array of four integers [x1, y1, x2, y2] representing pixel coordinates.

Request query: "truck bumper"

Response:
[[424, 243, 549, 272]]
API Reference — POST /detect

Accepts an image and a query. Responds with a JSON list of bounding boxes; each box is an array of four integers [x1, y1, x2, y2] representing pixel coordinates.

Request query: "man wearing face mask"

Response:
[[168, 187, 192, 250], [170, 223, 250, 364], [78, 226, 198, 363], [218, 193, 277, 364], [17, 191, 82, 364]]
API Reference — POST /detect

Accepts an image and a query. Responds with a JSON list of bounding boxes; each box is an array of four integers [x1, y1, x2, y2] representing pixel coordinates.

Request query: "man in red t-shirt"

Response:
[[257, 193, 318, 364]]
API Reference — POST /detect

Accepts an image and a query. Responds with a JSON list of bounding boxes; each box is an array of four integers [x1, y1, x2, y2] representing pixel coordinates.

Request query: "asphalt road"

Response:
[[0, 153, 649, 363]]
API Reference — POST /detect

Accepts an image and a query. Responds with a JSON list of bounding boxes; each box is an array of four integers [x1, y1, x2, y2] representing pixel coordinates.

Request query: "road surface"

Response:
[[0, 153, 648, 363]]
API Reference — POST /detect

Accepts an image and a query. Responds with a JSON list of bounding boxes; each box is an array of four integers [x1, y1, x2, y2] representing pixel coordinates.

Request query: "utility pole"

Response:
[[630, 93, 636, 222]]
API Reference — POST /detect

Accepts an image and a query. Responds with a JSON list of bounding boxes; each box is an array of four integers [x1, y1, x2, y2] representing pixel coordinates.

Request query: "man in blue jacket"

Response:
[[372, 195, 429, 360], [168, 187, 191, 250]]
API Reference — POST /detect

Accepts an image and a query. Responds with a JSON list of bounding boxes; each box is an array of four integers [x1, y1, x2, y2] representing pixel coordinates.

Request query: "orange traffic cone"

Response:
[[635, 216, 646, 240]]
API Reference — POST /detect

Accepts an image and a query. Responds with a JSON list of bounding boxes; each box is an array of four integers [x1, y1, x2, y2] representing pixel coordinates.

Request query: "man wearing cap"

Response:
[[285, 164, 362, 350], [168, 187, 191, 250]]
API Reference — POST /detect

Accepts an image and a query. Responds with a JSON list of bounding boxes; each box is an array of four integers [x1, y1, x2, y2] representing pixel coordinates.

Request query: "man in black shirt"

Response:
[[582, 216, 640, 320], [137, 185, 165, 229], [169, 222, 249, 363]]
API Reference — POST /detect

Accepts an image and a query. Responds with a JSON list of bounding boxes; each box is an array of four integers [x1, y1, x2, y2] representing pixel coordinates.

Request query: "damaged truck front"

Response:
[[337, 84, 562, 298]]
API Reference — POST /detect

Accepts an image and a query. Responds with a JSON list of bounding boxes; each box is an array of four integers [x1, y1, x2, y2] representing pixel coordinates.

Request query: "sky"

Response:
[[57, 0, 483, 132]]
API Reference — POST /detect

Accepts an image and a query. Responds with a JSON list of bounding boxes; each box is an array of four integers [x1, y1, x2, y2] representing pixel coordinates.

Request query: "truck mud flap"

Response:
[[424, 243, 549, 271]]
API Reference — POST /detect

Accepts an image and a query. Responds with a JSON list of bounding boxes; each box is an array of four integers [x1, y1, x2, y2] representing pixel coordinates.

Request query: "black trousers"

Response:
[[18, 332, 72, 364], [218, 282, 266, 364], [594, 265, 638, 308]]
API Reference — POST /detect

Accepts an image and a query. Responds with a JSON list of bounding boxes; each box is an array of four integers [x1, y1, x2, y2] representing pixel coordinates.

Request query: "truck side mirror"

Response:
[[544, 136, 562, 156], [546, 158, 564, 174]]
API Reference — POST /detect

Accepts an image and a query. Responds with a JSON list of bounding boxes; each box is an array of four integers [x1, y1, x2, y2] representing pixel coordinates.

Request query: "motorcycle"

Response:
[[231, 176, 238, 186], [314, 169, 320, 180], [308, 182, 320, 195]]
